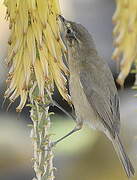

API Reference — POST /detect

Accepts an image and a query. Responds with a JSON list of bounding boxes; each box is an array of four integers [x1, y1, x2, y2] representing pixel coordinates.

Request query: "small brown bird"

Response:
[[57, 15, 135, 178]]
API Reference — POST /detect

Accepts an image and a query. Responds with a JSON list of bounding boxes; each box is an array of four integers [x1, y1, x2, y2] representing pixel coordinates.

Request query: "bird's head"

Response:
[[58, 15, 90, 47]]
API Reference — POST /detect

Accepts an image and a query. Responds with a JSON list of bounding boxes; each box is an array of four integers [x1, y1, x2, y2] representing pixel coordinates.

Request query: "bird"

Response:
[[56, 15, 135, 178]]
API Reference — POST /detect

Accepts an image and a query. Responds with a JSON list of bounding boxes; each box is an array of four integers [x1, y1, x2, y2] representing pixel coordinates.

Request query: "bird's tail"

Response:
[[112, 134, 135, 177]]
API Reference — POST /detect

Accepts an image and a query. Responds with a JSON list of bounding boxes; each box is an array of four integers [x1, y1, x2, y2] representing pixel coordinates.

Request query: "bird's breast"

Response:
[[69, 72, 101, 130]]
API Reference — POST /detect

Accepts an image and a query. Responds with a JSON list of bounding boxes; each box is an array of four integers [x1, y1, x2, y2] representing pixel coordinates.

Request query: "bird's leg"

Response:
[[39, 100, 76, 121], [52, 100, 76, 121], [50, 122, 83, 148], [39, 98, 81, 149]]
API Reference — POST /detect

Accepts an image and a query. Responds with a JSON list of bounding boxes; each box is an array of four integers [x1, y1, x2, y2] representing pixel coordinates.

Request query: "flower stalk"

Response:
[[30, 84, 55, 180], [3, 0, 70, 180]]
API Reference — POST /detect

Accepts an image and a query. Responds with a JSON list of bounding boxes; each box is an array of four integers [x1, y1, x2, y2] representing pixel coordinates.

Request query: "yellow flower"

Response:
[[112, 0, 137, 86], [4, 0, 70, 111]]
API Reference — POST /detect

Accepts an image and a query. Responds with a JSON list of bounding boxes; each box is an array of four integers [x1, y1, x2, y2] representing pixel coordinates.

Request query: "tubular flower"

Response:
[[112, 0, 137, 86], [4, 0, 70, 111]]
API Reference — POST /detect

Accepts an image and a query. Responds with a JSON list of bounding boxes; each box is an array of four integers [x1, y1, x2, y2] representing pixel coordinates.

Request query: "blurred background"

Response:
[[0, 0, 137, 180]]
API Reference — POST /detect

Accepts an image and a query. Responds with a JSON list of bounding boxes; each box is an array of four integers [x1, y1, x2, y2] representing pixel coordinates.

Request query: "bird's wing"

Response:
[[79, 70, 120, 137]]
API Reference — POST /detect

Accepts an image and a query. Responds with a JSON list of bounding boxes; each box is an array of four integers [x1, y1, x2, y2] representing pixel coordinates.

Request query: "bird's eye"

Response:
[[67, 29, 71, 34], [66, 27, 78, 42]]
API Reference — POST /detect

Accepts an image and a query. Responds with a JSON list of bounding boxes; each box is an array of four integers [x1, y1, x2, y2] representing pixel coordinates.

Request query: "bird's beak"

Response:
[[58, 15, 68, 26]]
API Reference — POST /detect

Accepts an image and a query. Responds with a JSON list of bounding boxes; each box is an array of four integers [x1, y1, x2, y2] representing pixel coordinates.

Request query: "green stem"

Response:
[[29, 83, 55, 180]]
